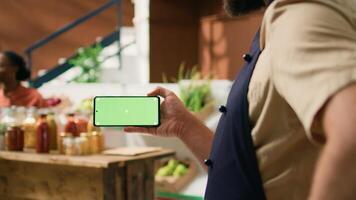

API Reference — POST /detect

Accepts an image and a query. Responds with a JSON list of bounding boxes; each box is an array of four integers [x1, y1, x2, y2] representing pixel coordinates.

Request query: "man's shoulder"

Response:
[[264, 0, 355, 24], [260, 0, 356, 48]]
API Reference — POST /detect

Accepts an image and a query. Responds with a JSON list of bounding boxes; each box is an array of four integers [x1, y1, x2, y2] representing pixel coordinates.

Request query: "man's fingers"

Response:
[[147, 86, 173, 98]]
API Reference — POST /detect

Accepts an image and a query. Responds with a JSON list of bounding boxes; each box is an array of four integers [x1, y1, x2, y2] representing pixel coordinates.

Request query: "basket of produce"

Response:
[[155, 158, 197, 193]]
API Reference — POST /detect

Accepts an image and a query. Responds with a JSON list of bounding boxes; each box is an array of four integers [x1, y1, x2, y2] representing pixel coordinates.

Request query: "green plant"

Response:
[[68, 44, 103, 83], [176, 64, 213, 112]]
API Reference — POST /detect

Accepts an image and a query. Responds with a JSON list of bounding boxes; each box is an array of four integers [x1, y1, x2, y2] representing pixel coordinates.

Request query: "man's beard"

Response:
[[224, 0, 266, 16]]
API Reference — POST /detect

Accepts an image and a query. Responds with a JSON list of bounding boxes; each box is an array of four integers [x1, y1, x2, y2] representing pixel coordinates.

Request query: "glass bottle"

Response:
[[23, 107, 37, 149], [64, 113, 78, 137], [36, 114, 50, 153], [47, 112, 58, 150]]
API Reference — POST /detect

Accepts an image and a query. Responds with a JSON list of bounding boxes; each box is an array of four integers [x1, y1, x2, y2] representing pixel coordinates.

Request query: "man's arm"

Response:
[[309, 83, 356, 200], [124, 87, 213, 170]]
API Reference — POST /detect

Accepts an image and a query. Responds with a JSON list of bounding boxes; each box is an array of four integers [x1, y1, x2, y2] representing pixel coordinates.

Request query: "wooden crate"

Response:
[[155, 160, 197, 193], [0, 149, 175, 200]]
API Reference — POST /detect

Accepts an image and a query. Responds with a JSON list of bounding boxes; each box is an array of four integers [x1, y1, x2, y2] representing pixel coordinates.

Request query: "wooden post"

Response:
[[126, 159, 155, 200]]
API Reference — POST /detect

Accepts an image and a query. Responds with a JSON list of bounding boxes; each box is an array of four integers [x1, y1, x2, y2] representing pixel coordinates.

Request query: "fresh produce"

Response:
[[173, 164, 188, 177], [166, 64, 213, 112], [156, 159, 189, 178]]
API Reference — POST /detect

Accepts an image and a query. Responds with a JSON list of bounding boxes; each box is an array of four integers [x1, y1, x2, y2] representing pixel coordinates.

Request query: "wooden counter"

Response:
[[0, 149, 175, 200]]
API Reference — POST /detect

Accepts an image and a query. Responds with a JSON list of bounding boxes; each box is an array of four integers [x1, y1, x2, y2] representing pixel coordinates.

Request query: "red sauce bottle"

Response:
[[75, 118, 88, 134], [36, 114, 50, 153], [65, 113, 78, 137]]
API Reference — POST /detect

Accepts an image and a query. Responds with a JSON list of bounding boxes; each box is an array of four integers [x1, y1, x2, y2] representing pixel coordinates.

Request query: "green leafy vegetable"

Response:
[[177, 64, 212, 112]]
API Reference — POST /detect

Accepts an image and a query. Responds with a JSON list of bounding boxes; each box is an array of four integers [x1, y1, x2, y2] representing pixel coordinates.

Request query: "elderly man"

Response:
[[125, 0, 356, 199]]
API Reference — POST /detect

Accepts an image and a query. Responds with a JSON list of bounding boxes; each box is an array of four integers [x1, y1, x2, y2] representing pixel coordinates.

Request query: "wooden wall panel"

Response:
[[199, 12, 263, 80], [0, 0, 134, 77], [149, 0, 263, 82], [149, 0, 199, 82]]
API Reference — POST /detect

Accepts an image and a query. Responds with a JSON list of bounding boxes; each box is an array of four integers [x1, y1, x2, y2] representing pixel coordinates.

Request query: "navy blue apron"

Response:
[[204, 31, 266, 200]]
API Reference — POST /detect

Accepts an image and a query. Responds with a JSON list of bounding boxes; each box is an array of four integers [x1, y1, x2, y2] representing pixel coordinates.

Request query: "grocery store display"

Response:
[[0, 106, 105, 156]]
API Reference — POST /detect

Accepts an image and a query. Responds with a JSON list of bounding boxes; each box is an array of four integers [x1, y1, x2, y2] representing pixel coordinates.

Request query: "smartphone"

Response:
[[93, 96, 160, 127]]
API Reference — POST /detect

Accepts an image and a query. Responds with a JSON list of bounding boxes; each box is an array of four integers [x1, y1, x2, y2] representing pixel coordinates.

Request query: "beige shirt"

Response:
[[249, 0, 356, 199]]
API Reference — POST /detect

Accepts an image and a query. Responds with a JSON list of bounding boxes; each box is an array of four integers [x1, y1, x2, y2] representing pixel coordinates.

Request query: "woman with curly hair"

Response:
[[0, 51, 47, 107]]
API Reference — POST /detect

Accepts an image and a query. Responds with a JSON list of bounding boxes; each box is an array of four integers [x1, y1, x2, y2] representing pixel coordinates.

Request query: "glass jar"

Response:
[[5, 125, 24, 151], [23, 107, 37, 149], [58, 132, 67, 154], [63, 136, 75, 155], [79, 132, 90, 155], [36, 114, 50, 153], [74, 137, 84, 155], [89, 131, 104, 154], [64, 113, 78, 137]]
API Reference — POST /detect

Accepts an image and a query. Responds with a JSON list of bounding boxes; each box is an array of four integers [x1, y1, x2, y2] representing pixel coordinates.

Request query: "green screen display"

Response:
[[94, 96, 160, 127]]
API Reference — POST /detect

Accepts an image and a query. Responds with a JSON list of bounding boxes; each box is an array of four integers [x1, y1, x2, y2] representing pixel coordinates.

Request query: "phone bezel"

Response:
[[93, 96, 160, 127]]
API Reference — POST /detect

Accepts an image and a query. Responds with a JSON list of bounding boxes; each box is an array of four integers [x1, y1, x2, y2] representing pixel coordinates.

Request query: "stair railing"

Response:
[[24, 0, 122, 72]]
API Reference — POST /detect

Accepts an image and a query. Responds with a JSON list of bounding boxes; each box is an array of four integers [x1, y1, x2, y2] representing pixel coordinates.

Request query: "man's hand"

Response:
[[124, 87, 213, 168], [309, 83, 356, 200], [124, 87, 198, 139]]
